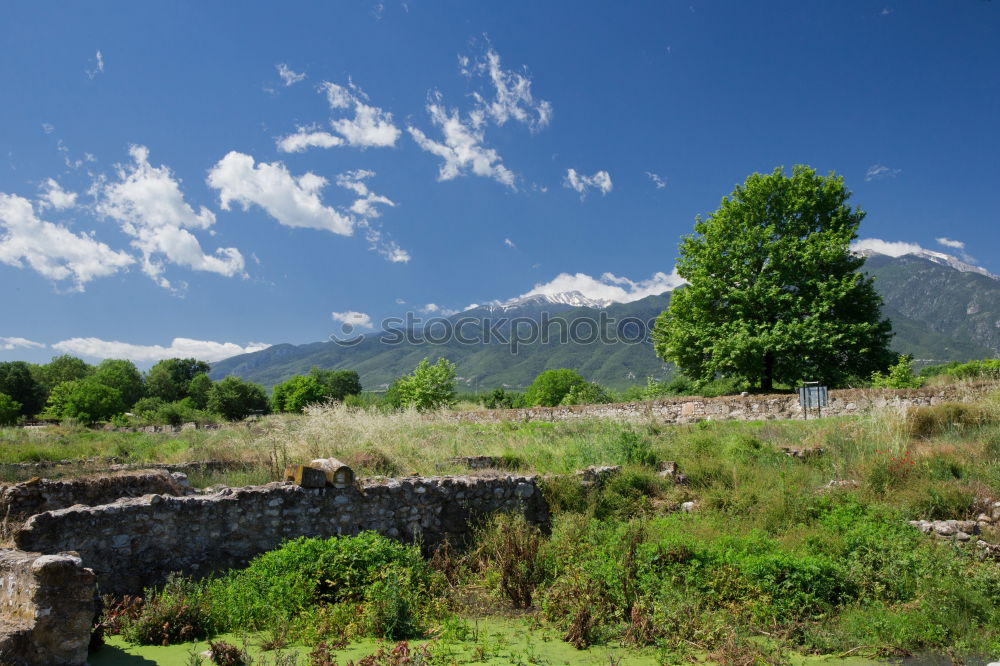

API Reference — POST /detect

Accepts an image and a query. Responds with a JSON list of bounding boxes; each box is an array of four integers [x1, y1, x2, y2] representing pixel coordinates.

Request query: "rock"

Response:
[[310, 458, 355, 488], [576, 465, 621, 488], [681, 501, 698, 513], [977, 513, 992, 524]]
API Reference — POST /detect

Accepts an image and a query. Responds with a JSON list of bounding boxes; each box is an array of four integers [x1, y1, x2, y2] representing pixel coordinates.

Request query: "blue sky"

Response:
[[1, 1, 998, 365]]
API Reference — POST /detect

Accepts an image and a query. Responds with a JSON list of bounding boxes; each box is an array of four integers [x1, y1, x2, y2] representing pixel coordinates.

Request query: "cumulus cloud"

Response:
[[96, 145, 245, 289], [37, 178, 77, 210], [331, 311, 373, 329], [564, 169, 613, 198], [419, 303, 459, 316], [645, 172, 667, 189], [275, 80, 400, 151], [52, 337, 270, 363], [520, 270, 686, 304], [0, 193, 134, 290], [408, 93, 515, 188], [865, 164, 901, 181], [86, 50, 104, 79], [936, 237, 965, 250], [276, 127, 344, 153], [0, 337, 45, 351], [276, 63, 306, 86], [208, 151, 354, 235], [463, 48, 552, 131]]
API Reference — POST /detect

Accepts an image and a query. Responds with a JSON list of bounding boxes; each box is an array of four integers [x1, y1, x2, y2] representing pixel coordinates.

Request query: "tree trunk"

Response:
[[761, 351, 774, 392]]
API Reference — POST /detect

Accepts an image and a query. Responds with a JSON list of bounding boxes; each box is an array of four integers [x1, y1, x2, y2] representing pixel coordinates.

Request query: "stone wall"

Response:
[[450, 385, 986, 425], [0, 549, 96, 666], [14, 475, 548, 596], [0, 469, 185, 525]]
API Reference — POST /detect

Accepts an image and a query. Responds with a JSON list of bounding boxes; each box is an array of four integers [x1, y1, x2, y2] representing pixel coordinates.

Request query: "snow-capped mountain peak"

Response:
[[471, 290, 615, 313], [853, 240, 999, 281]]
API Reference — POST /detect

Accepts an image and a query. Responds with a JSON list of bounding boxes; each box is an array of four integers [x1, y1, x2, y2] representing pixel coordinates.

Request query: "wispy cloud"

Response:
[[936, 237, 977, 263], [276, 126, 344, 153], [52, 337, 270, 362], [40, 123, 55, 135], [520, 269, 686, 304], [419, 303, 459, 316], [408, 93, 515, 188], [645, 172, 667, 189], [462, 47, 552, 131], [97, 145, 245, 289], [0, 193, 134, 291], [865, 163, 901, 181], [564, 169, 612, 198], [86, 50, 104, 79], [504, 238, 516, 249], [880, 7, 893, 16], [276, 63, 306, 86], [0, 337, 45, 351]]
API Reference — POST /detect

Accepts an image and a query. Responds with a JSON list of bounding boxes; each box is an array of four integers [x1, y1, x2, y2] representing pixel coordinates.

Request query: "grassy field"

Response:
[[7, 394, 1000, 664]]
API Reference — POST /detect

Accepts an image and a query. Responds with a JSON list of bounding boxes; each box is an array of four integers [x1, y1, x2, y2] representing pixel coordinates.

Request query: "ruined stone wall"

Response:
[[450, 385, 986, 425], [14, 475, 548, 596], [0, 550, 96, 666], [0, 469, 185, 525]]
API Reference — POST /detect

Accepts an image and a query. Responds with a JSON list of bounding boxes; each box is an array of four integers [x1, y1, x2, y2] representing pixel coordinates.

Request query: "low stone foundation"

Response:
[[0, 550, 96, 666], [0, 469, 185, 525], [15, 474, 548, 596]]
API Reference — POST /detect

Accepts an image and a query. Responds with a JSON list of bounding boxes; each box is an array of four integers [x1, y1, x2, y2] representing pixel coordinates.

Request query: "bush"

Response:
[[207, 376, 270, 421], [43, 379, 125, 424], [469, 513, 546, 608], [561, 381, 612, 406], [871, 355, 923, 389], [272, 375, 329, 413], [905, 402, 993, 438], [525, 369, 587, 407], [385, 358, 456, 411], [118, 575, 214, 645], [0, 392, 21, 426]]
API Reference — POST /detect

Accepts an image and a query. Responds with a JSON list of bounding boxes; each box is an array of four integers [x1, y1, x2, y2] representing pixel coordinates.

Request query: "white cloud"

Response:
[[331, 311, 373, 329], [504, 238, 516, 249], [96, 145, 244, 289], [880, 7, 893, 16], [57, 140, 95, 170], [936, 237, 964, 250], [865, 164, 901, 181], [464, 48, 552, 131], [521, 269, 686, 304], [41, 123, 55, 134], [395, 298, 406, 305], [408, 93, 515, 188], [850, 238, 924, 257], [275, 80, 400, 151], [86, 50, 104, 79], [276, 63, 306, 86], [0, 193, 134, 290], [336, 169, 395, 218], [419, 303, 458, 316], [322, 81, 400, 148], [208, 151, 354, 235], [645, 172, 667, 189], [52, 337, 270, 363], [0, 337, 45, 351], [564, 169, 613, 198], [276, 127, 344, 153], [37, 179, 77, 210]]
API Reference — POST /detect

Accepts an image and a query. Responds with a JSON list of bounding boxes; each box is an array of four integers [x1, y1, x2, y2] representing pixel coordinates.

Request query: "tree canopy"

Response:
[[0, 361, 44, 417], [146, 358, 211, 402], [652, 165, 894, 391], [207, 376, 270, 421], [524, 368, 588, 407], [385, 358, 456, 411]]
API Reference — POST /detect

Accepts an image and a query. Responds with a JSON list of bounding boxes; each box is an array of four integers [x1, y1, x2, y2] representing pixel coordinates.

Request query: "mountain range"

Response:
[[211, 250, 1000, 391]]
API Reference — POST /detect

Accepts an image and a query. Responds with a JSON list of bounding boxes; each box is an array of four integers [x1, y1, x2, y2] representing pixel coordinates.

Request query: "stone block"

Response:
[[311, 458, 356, 488], [284, 465, 327, 488]]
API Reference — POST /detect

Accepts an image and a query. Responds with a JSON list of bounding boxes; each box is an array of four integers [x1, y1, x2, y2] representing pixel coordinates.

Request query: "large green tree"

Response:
[[145, 358, 211, 402], [524, 368, 587, 407], [652, 166, 894, 391], [44, 379, 125, 424], [385, 358, 457, 411], [30, 355, 93, 397], [308, 368, 362, 401], [207, 376, 270, 421], [0, 361, 44, 417], [92, 359, 145, 408], [271, 375, 329, 413]]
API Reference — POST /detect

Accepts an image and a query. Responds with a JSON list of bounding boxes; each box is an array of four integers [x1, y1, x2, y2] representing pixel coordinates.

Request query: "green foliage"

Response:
[[387, 358, 457, 411], [653, 165, 894, 391], [30, 354, 93, 397], [870, 354, 923, 389], [207, 377, 269, 421], [92, 359, 145, 408], [44, 379, 125, 424], [206, 533, 432, 636], [921, 358, 1000, 382], [525, 368, 587, 407], [0, 361, 44, 417], [308, 368, 362, 401], [480, 387, 522, 409], [560, 381, 612, 406], [146, 358, 211, 402], [0, 392, 21, 426], [271, 375, 329, 413], [187, 373, 213, 410], [469, 513, 546, 608], [119, 575, 214, 645]]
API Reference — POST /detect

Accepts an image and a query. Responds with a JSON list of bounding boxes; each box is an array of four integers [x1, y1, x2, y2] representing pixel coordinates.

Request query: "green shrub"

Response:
[[871, 355, 923, 389], [469, 513, 546, 608], [905, 402, 993, 438], [119, 575, 215, 645], [524, 368, 587, 407]]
